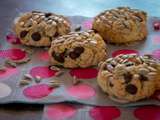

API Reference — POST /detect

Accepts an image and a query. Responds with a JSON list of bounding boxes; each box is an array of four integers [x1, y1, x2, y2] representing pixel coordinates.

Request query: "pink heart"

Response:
[[45, 103, 76, 120], [67, 84, 95, 100], [0, 49, 26, 60], [23, 84, 53, 99]]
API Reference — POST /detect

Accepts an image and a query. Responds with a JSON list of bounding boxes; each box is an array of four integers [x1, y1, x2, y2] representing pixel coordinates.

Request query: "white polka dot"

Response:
[[0, 83, 12, 98]]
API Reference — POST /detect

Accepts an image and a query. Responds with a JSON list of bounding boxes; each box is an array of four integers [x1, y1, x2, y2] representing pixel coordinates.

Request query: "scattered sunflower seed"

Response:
[[13, 57, 31, 64], [19, 79, 30, 86], [0, 66, 6, 72], [44, 47, 49, 50], [5, 59, 17, 67], [148, 66, 157, 72], [49, 66, 61, 71], [22, 47, 34, 55], [48, 81, 61, 88], [34, 75, 42, 83], [24, 74, 33, 80]]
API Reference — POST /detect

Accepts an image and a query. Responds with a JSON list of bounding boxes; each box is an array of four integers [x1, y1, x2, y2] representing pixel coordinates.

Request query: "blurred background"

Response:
[[1, 0, 160, 17]]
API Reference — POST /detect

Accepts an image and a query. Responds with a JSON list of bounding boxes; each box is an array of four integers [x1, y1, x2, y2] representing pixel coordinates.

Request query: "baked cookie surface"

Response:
[[13, 11, 71, 47], [92, 7, 148, 44], [97, 54, 160, 103], [48, 30, 107, 68]]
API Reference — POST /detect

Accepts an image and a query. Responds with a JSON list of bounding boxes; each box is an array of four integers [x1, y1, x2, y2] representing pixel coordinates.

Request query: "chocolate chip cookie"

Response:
[[92, 7, 148, 44], [13, 11, 71, 47], [48, 30, 107, 68], [97, 54, 160, 103]]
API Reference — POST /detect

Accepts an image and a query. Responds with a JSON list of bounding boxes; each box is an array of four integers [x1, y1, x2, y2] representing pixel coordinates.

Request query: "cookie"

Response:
[[92, 7, 148, 44], [13, 11, 71, 47], [48, 30, 107, 68], [97, 54, 160, 103]]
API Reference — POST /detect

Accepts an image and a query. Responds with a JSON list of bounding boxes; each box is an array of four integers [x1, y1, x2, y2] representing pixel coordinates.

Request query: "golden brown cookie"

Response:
[[92, 7, 148, 44], [48, 30, 107, 68], [97, 54, 160, 103], [13, 11, 71, 47]]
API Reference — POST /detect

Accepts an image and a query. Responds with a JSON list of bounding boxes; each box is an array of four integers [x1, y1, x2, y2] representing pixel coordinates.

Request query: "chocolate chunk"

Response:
[[74, 25, 81, 31], [52, 51, 65, 63], [125, 84, 137, 95], [45, 13, 52, 17], [69, 47, 84, 59], [109, 82, 114, 87], [31, 32, 41, 41], [74, 47, 84, 54], [20, 30, 28, 38], [69, 51, 80, 59], [139, 74, 148, 81], [123, 72, 132, 84]]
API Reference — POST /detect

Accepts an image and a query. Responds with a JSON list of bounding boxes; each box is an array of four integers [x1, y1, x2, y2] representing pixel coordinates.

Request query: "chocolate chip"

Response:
[[123, 72, 132, 84], [20, 30, 28, 38], [54, 31, 59, 37], [52, 52, 64, 63], [45, 13, 52, 17], [139, 74, 148, 81], [74, 47, 84, 54], [125, 84, 137, 95], [69, 51, 80, 59], [31, 32, 41, 41], [74, 25, 81, 31], [109, 82, 114, 87], [69, 47, 84, 59]]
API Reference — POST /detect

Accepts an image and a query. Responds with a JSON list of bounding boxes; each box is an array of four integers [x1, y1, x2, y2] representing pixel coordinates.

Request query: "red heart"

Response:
[[89, 106, 121, 120], [134, 106, 160, 120]]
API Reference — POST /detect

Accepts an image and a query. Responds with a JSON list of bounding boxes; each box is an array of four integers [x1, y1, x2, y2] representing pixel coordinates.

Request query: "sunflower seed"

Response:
[[0, 66, 6, 72], [5, 59, 17, 67], [14, 57, 31, 64], [148, 72, 157, 79], [49, 66, 61, 71], [24, 74, 33, 80], [48, 81, 61, 88], [19, 21, 25, 26], [106, 58, 113, 63], [44, 47, 49, 50], [22, 47, 34, 55], [148, 66, 157, 72], [19, 79, 30, 86], [121, 54, 128, 59], [139, 68, 149, 75], [34, 75, 42, 83]]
